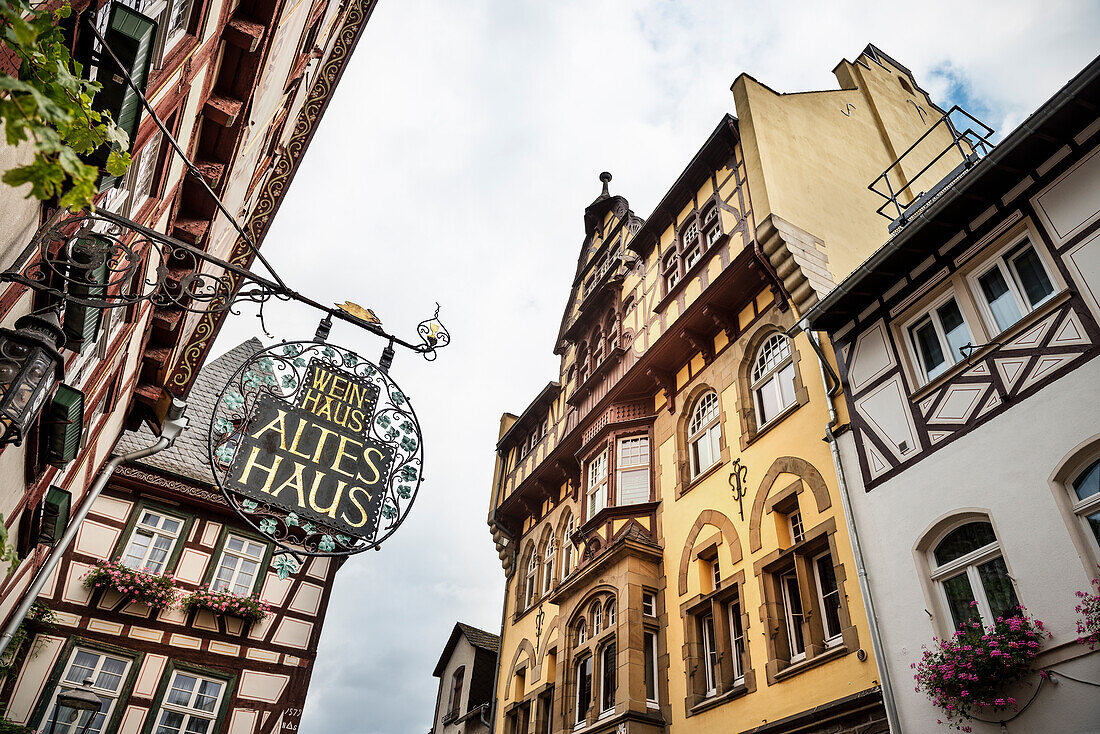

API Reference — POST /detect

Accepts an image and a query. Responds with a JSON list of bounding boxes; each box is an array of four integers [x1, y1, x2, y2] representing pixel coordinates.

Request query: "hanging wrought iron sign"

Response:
[[209, 340, 426, 573]]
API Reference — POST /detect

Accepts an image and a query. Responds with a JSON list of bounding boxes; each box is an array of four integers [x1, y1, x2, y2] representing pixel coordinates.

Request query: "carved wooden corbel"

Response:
[[702, 304, 738, 340], [646, 367, 677, 414], [680, 328, 715, 364]]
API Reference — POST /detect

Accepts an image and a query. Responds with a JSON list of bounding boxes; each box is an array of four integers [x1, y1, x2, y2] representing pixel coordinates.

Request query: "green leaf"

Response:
[[273, 555, 299, 580], [105, 150, 131, 176], [318, 535, 335, 552]]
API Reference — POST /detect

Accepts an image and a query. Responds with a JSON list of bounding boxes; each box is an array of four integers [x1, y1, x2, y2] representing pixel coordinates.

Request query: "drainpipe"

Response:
[[0, 398, 189, 658], [801, 326, 902, 733]]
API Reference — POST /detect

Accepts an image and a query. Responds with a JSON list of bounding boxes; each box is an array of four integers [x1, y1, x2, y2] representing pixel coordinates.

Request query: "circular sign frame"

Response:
[[208, 340, 423, 565]]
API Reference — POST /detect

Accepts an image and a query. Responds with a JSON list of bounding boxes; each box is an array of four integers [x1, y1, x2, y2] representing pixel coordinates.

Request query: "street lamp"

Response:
[[48, 677, 101, 734], [0, 306, 65, 446]]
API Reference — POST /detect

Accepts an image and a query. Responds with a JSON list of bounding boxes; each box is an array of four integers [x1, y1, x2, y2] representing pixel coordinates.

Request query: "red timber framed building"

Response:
[[0, 0, 382, 727]]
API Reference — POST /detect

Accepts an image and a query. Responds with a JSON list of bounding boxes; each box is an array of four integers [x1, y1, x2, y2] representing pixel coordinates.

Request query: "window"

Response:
[[563, 517, 575, 575], [682, 220, 699, 248], [41, 648, 131, 734], [448, 668, 464, 717], [591, 602, 602, 635], [813, 552, 843, 645], [617, 437, 650, 505], [539, 690, 554, 734], [153, 670, 226, 734], [576, 620, 587, 645], [606, 600, 615, 626], [212, 534, 266, 596], [121, 509, 184, 574], [780, 571, 806, 662], [706, 223, 722, 247], [642, 592, 656, 617], [688, 391, 721, 479], [699, 613, 718, 697], [574, 655, 592, 725], [975, 240, 1055, 333], [542, 536, 556, 595], [710, 557, 721, 591], [1072, 459, 1100, 547], [788, 510, 804, 544], [644, 630, 658, 705], [908, 296, 972, 382], [728, 599, 745, 685], [524, 551, 538, 609], [586, 452, 608, 519], [599, 643, 616, 713], [663, 251, 680, 293], [683, 243, 701, 270], [752, 334, 797, 425], [129, 130, 163, 214], [930, 521, 1019, 629]]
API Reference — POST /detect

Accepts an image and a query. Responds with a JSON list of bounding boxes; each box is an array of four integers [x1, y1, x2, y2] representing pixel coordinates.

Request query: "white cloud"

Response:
[[210, 2, 1100, 731]]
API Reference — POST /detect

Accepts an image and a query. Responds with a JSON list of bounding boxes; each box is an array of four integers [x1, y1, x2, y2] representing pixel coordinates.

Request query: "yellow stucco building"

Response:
[[486, 45, 962, 734]]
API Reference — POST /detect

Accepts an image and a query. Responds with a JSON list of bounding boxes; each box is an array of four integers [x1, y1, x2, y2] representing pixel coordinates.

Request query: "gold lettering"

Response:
[[299, 389, 324, 414], [332, 435, 364, 477], [268, 460, 308, 507], [347, 382, 368, 410], [341, 486, 371, 528], [313, 396, 333, 422], [251, 409, 288, 450], [287, 416, 315, 460], [347, 408, 365, 433], [237, 447, 283, 493], [311, 424, 339, 463], [332, 401, 351, 428], [358, 447, 386, 485], [330, 375, 348, 401], [309, 476, 346, 518], [310, 367, 332, 393]]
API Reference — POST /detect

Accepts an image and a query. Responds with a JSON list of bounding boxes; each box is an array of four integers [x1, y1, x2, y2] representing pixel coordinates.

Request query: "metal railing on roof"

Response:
[[869, 105, 996, 233]]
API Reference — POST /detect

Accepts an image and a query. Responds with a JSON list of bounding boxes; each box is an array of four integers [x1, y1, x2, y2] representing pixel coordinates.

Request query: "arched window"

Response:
[[604, 313, 617, 354], [591, 601, 602, 635], [1071, 459, 1100, 547], [562, 516, 575, 575], [524, 550, 538, 609], [599, 642, 616, 713], [688, 391, 721, 479], [606, 600, 616, 626], [542, 536, 556, 595], [663, 250, 680, 293], [591, 327, 604, 368], [448, 666, 465, 717], [577, 342, 589, 384], [703, 205, 721, 247], [930, 520, 1019, 629], [751, 333, 796, 425], [576, 619, 587, 645]]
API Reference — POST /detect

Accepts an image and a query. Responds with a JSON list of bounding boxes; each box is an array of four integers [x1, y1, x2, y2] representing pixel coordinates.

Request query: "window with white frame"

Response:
[[586, 452, 608, 519], [41, 648, 131, 734], [663, 251, 680, 293], [591, 601, 602, 635], [153, 670, 226, 734], [973, 238, 1056, 334], [813, 552, 843, 645], [576, 619, 587, 645], [606, 600, 615, 626], [1072, 459, 1100, 547], [788, 510, 805, 544], [212, 534, 265, 596], [644, 630, 659, 705], [683, 243, 701, 270], [542, 536, 556, 596], [642, 592, 656, 617], [682, 220, 699, 249], [121, 508, 184, 574], [563, 517, 575, 575], [728, 598, 745, 685], [780, 571, 806, 663], [574, 655, 592, 725], [128, 130, 163, 214], [688, 391, 721, 479], [699, 613, 719, 697], [907, 296, 972, 382], [752, 333, 797, 425], [930, 520, 1019, 629], [524, 550, 538, 609], [599, 642, 616, 713], [617, 436, 650, 505]]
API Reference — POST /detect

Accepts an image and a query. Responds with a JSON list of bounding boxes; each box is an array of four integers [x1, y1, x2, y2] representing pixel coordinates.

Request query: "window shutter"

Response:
[[89, 3, 159, 190], [619, 467, 649, 505], [38, 486, 73, 544], [63, 237, 109, 352], [45, 385, 85, 468]]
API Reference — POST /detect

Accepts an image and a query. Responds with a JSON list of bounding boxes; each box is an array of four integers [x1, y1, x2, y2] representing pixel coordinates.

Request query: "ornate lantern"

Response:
[[49, 678, 102, 734], [0, 307, 65, 446]]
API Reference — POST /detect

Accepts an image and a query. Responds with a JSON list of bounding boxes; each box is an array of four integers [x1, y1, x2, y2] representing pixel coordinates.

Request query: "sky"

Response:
[[209, 2, 1100, 732]]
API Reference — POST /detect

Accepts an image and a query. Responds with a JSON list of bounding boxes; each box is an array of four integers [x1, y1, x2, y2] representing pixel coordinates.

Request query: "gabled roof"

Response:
[[115, 338, 263, 483], [432, 622, 500, 677]]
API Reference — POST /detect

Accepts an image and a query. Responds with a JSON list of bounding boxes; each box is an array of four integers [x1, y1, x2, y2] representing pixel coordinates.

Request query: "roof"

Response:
[[432, 622, 500, 677], [804, 53, 1100, 332], [115, 338, 264, 483]]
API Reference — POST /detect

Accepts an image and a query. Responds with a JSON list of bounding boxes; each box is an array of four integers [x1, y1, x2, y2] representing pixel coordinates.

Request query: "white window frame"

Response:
[[1071, 459, 1100, 549], [128, 130, 163, 215], [211, 533, 266, 596], [700, 613, 718, 697], [682, 219, 699, 248], [121, 508, 185, 575], [41, 648, 132, 734], [812, 551, 844, 646], [599, 642, 616, 715], [574, 655, 592, 726], [967, 234, 1058, 336], [751, 333, 797, 427], [524, 551, 538, 609], [563, 518, 575, 575], [542, 536, 556, 596], [576, 619, 587, 645], [683, 243, 701, 271], [929, 525, 1016, 628], [788, 510, 804, 544], [152, 669, 226, 734], [728, 599, 745, 685], [591, 602, 602, 636], [780, 571, 806, 663], [642, 592, 656, 617], [902, 291, 973, 384], [606, 600, 615, 626], [644, 629, 659, 707], [710, 557, 721, 591], [687, 391, 721, 479], [616, 436, 650, 505], [586, 452, 608, 519]]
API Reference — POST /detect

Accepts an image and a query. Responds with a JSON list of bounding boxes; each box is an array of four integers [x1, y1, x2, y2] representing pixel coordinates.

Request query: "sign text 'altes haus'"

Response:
[[226, 358, 394, 542]]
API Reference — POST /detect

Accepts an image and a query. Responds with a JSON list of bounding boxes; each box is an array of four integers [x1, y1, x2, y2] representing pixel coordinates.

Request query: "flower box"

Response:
[[82, 561, 176, 609], [181, 587, 270, 625], [913, 606, 1048, 730]]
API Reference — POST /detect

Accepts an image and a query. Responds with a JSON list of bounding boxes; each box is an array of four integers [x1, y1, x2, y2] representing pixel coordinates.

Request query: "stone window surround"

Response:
[[673, 383, 732, 501], [1049, 432, 1100, 575], [735, 317, 811, 451], [565, 590, 618, 729]]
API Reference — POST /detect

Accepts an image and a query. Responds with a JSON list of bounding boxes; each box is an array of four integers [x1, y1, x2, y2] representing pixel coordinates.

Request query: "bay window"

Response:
[[586, 452, 608, 519], [616, 436, 650, 504]]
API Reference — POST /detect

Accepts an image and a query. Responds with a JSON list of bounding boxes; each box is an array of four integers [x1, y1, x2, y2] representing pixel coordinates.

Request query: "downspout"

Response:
[[484, 446, 514, 733], [801, 326, 902, 733], [0, 398, 189, 658]]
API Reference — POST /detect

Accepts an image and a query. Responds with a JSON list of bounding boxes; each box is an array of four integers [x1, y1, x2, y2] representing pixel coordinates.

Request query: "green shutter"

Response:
[[90, 3, 159, 190], [63, 237, 108, 352], [45, 385, 84, 468], [39, 486, 72, 544]]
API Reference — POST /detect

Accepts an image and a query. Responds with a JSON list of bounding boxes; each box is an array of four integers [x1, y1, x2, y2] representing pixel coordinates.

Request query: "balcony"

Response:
[[869, 106, 995, 233]]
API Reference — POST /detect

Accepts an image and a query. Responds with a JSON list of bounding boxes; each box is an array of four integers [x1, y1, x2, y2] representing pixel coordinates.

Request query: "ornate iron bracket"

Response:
[[0, 207, 450, 358], [729, 458, 748, 521]]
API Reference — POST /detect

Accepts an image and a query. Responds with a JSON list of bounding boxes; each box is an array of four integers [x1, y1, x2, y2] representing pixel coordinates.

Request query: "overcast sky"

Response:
[[210, 2, 1100, 732]]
